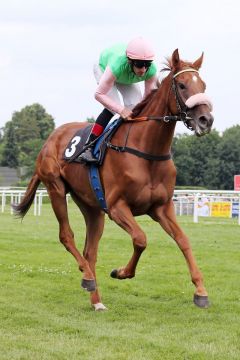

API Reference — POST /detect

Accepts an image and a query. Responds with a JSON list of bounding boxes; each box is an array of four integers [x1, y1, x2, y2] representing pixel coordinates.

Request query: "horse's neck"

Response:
[[130, 78, 175, 154]]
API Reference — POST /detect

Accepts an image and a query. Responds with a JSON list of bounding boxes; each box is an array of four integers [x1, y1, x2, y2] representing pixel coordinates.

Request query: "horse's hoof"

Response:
[[110, 269, 118, 278], [92, 303, 108, 311], [193, 294, 210, 308], [81, 279, 96, 292]]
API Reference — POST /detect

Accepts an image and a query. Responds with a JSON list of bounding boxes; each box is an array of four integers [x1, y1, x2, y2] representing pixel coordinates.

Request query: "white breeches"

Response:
[[93, 63, 142, 114]]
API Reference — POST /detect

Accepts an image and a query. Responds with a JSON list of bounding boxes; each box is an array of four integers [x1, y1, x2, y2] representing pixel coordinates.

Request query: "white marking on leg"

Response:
[[93, 303, 108, 311]]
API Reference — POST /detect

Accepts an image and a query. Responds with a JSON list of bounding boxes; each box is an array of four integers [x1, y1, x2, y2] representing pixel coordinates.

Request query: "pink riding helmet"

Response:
[[126, 37, 155, 60]]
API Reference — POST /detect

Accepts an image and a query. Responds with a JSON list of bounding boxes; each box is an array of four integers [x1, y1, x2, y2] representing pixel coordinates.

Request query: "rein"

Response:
[[126, 114, 192, 123], [124, 68, 199, 125], [106, 68, 199, 161]]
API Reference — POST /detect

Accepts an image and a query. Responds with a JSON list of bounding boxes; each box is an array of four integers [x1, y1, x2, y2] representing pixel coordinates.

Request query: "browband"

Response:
[[173, 69, 199, 78]]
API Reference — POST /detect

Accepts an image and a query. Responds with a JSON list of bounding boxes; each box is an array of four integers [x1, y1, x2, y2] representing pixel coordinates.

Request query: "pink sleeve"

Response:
[[143, 75, 158, 98], [95, 66, 124, 114]]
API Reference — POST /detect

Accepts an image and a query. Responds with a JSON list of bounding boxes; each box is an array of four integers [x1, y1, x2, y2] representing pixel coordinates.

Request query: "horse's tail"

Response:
[[12, 172, 41, 219]]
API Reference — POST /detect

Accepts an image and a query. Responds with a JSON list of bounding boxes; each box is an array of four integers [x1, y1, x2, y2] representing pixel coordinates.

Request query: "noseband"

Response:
[[171, 68, 199, 130]]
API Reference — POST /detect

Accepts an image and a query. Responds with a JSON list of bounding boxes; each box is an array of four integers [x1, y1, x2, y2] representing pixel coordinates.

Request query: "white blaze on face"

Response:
[[192, 75, 198, 82]]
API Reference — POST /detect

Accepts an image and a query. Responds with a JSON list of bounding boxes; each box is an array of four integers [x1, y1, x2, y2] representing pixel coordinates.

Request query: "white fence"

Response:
[[1, 187, 240, 224], [173, 190, 240, 225], [0, 187, 48, 216]]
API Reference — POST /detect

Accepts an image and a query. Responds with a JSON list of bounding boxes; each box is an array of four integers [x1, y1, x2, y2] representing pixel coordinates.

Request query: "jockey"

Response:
[[79, 37, 158, 163]]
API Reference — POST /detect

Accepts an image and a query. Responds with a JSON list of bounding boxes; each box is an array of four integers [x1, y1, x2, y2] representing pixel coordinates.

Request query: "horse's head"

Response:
[[168, 49, 214, 136]]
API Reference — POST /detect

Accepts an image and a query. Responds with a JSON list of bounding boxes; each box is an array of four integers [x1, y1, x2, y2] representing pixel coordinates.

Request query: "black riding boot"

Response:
[[78, 108, 114, 164]]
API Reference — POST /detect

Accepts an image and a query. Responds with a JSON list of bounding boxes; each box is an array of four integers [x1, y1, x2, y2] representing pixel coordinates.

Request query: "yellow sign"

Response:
[[211, 202, 231, 217]]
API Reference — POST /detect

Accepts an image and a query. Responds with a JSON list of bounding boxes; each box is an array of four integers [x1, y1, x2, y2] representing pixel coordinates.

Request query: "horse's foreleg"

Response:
[[46, 179, 96, 292], [109, 200, 147, 279], [149, 200, 209, 308], [81, 205, 107, 310]]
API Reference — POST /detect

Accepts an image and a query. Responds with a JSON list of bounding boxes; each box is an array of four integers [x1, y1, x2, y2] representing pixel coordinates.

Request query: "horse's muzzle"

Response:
[[187, 110, 214, 137], [195, 112, 214, 137]]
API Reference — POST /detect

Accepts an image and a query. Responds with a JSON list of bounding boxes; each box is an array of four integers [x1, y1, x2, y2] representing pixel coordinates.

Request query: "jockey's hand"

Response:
[[120, 107, 132, 120]]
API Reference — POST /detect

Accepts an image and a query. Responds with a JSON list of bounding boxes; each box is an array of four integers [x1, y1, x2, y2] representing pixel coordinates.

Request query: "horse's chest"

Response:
[[128, 182, 170, 209], [148, 183, 169, 203]]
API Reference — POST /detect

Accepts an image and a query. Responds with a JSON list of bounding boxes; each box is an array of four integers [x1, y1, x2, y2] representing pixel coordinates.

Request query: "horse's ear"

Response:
[[193, 52, 204, 70], [172, 49, 180, 71]]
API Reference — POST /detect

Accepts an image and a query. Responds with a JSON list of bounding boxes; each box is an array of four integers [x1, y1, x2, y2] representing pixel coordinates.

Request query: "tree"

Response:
[[8, 103, 55, 143], [20, 138, 44, 178], [1, 103, 55, 171], [173, 129, 221, 189], [217, 125, 240, 189], [188, 130, 221, 189], [26, 103, 55, 139], [172, 134, 195, 185], [1, 122, 19, 168], [0, 128, 4, 164]]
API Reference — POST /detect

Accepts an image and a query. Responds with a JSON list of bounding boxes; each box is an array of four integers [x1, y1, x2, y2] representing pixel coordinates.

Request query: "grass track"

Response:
[[0, 202, 240, 359]]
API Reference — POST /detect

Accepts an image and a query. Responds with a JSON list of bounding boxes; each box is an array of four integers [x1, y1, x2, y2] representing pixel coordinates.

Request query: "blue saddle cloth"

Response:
[[63, 118, 123, 213], [89, 118, 123, 212], [92, 118, 122, 164]]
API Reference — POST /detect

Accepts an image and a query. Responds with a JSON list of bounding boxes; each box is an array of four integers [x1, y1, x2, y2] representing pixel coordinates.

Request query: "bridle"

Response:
[[132, 68, 200, 131], [171, 68, 199, 130], [105, 69, 207, 162]]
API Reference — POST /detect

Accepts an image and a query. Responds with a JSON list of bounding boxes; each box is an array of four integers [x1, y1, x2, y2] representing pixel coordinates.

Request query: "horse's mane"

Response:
[[132, 89, 158, 117], [131, 58, 172, 118], [132, 57, 194, 118], [161, 57, 172, 73]]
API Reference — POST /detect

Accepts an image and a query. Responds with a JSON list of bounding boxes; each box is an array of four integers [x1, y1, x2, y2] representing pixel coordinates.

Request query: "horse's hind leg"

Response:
[[108, 199, 147, 279], [44, 177, 96, 292], [149, 200, 209, 308], [79, 204, 107, 310]]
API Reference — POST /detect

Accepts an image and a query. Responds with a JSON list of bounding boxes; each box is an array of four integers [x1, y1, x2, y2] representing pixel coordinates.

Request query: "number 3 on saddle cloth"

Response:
[[63, 118, 123, 212], [63, 118, 122, 165]]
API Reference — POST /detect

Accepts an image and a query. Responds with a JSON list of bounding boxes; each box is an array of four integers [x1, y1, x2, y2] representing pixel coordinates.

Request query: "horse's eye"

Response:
[[178, 83, 186, 90]]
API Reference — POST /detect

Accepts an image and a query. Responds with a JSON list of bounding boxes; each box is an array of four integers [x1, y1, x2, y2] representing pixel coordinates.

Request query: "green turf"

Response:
[[0, 202, 240, 359]]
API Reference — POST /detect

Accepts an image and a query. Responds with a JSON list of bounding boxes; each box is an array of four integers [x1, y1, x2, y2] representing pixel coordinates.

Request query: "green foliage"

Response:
[[1, 122, 19, 168], [175, 185, 207, 190], [172, 127, 239, 190], [172, 134, 195, 185], [0, 204, 240, 359], [0, 143, 3, 164], [1, 103, 55, 175], [19, 139, 44, 178], [217, 125, 240, 189]]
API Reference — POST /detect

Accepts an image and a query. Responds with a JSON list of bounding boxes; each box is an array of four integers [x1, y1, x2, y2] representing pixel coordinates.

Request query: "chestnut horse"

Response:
[[13, 49, 213, 311]]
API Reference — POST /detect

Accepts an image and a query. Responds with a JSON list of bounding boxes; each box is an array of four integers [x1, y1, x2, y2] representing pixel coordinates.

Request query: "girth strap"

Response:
[[106, 142, 171, 161], [89, 166, 108, 212]]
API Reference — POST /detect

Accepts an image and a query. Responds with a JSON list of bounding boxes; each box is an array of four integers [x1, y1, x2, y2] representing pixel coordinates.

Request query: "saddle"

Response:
[[63, 118, 122, 166]]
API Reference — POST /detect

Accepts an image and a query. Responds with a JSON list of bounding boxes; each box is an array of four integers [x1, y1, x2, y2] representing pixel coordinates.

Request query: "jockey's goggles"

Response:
[[131, 59, 152, 69]]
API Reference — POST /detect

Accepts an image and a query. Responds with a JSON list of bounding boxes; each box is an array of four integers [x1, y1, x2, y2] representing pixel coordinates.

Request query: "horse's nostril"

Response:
[[199, 116, 208, 127], [198, 114, 213, 128]]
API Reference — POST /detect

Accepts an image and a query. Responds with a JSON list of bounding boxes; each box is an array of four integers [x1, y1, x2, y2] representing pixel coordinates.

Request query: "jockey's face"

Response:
[[128, 58, 152, 77], [132, 65, 147, 76]]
